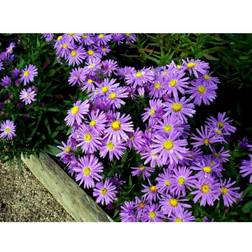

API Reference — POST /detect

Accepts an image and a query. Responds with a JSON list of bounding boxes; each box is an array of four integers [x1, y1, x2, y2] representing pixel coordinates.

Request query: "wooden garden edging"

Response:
[[21, 153, 112, 222]]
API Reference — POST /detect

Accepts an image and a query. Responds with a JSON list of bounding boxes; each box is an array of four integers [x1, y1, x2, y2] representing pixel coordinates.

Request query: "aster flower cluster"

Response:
[[57, 54, 245, 222]]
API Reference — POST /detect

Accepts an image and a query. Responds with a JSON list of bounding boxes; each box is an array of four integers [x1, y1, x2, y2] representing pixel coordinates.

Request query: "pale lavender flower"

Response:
[[0, 120, 16, 140], [19, 87, 36, 105]]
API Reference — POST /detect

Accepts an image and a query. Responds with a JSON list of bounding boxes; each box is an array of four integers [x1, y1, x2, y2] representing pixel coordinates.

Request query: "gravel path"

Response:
[[0, 160, 73, 222]]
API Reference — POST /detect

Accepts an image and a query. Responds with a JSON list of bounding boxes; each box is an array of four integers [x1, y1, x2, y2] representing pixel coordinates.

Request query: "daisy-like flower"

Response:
[[142, 183, 159, 202], [20, 64, 38, 85], [191, 177, 220, 206], [1, 75, 11, 87], [191, 126, 224, 149], [151, 131, 189, 165], [67, 47, 85, 66], [77, 127, 102, 154], [0, 119, 16, 140], [57, 140, 75, 164], [19, 87, 37, 105], [142, 99, 164, 124], [131, 165, 154, 180], [220, 179, 241, 207], [212, 147, 230, 163], [170, 166, 196, 197], [65, 100, 89, 126], [134, 197, 148, 220], [93, 179, 117, 205], [160, 195, 191, 217], [86, 110, 107, 133], [168, 209, 195, 222], [101, 59, 118, 76], [141, 204, 163, 222], [183, 58, 209, 77], [85, 48, 101, 60], [206, 112, 236, 136], [126, 128, 145, 151], [201, 72, 220, 86], [187, 79, 217, 106], [93, 78, 120, 98], [240, 155, 252, 183], [100, 138, 126, 161], [156, 169, 172, 194], [165, 96, 195, 123], [106, 86, 129, 109], [68, 67, 86, 86], [120, 201, 137, 222], [74, 155, 103, 189], [148, 77, 165, 99], [95, 33, 112, 46], [125, 67, 154, 87], [105, 112, 134, 142]]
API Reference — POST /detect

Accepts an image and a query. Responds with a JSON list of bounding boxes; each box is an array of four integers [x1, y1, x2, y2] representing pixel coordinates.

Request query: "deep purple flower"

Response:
[[19, 87, 37, 105], [1, 75, 11, 87], [93, 179, 117, 205], [20, 64, 38, 85], [0, 120, 16, 140]]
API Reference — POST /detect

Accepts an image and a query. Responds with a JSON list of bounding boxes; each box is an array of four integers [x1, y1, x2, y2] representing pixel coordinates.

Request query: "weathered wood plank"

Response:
[[21, 153, 112, 222]]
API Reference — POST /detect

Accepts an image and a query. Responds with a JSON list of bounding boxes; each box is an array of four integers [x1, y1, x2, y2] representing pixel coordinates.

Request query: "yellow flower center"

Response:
[[163, 140, 174, 150], [187, 62, 197, 68], [175, 217, 183, 222], [83, 167, 91, 176], [171, 102, 183, 112], [163, 124, 172, 132], [82, 34, 87, 39], [203, 166, 212, 173], [178, 176, 185, 185], [64, 146, 71, 153], [203, 74, 211, 80], [62, 43, 68, 49], [169, 79, 178, 87], [71, 50, 77, 57], [109, 92, 117, 100], [83, 133, 92, 142], [111, 120, 121, 131], [139, 165, 145, 171], [197, 85, 206, 94], [215, 129, 222, 135], [102, 47, 107, 52], [87, 50, 94, 56], [149, 185, 157, 192], [154, 82, 161, 89], [138, 202, 145, 209], [71, 105, 79, 115], [217, 122, 224, 128], [101, 86, 109, 93], [203, 138, 210, 145], [169, 198, 178, 207], [220, 187, 228, 195], [4, 127, 11, 134], [165, 180, 171, 187], [149, 211, 156, 219], [135, 71, 143, 78], [107, 141, 115, 151], [201, 184, 210, 193], [100, 188, 108, 196], [87, 79, 93, 84], [149, 108, 156, 116], [57, 35, 63, 41], [89, 120, 96, 127], [98, 34, 104, 39], [23, 70, 29, 77]]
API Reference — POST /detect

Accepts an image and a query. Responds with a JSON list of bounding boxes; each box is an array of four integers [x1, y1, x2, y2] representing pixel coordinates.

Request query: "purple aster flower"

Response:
[[65, 100, 89, 126], [77, 127, 102, 154], [156, 169, 172, 194], [191, 126, 224, 149], [98, 46, 111, 56], [170, 166, 196, 197], [142, 99, 164, 124], [104, 112, 134, 142], [141, 147, 161, 168], [0, 120, 16, 140], [125, 33, 137, 44], [126, 128, 145, 151], [151, 131, 189, 165], [220, 179, 241, 207], [86, 110, 107, 133], [12, 68, 21, 79], [131, 165, 154, 180], [42, 33, 54, 42], [67, 47, 85, 66], [111, 33, 125, 44], [20, 64, 38, 85], [100, 138, 126, 161], [141, 203, 163, 222], [57, 140, 75, 164], [95, 33, 112, 46], [240, 155, 252, 183], [201, 72, 220, 86], [1, 75, 11, 87], [93, 179, 117, 205], [212, 146, 230, 163], [68, 67, 86, 86], [142, 183, 159, 202], [148, 77, 165, 99], [187, 79, 217, 106], [101, 59, 118, 76], [206, 112, 236, 136], [160, 195, 191, 217], [165, 96, 195, 123], [19, 87, 37, 105], [85, 48, 102, 61], [183, 58, 209, 77], [120, 201, 137, 222], [191, 177, 220, 206], [74, 155, 103, 189], [106, 86, 129, 109], [168, 209, 195, 222]]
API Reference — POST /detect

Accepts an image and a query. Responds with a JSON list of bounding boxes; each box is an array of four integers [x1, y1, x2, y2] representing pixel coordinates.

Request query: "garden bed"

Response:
[[21, 153, 112, 222]]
